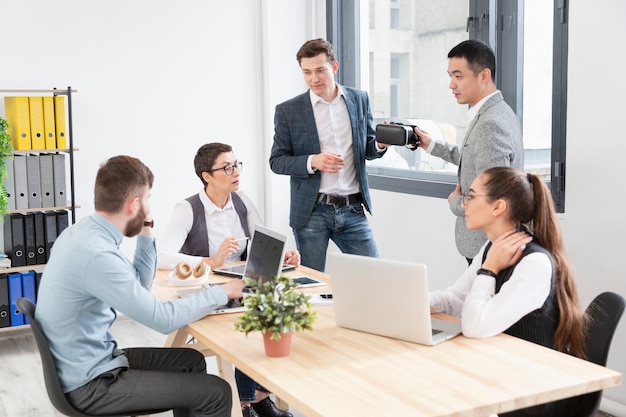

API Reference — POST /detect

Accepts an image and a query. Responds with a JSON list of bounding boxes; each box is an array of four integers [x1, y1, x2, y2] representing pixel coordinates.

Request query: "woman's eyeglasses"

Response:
[[461, 192, 491, 205], [209, 161, 243, 176]]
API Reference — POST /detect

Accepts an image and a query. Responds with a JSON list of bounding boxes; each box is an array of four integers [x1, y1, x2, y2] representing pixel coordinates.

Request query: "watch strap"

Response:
[[477, 268, 497, 278]]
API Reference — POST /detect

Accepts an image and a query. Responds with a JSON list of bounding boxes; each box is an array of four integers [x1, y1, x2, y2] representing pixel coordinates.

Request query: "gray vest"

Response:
[[180, 193, 250, 261]]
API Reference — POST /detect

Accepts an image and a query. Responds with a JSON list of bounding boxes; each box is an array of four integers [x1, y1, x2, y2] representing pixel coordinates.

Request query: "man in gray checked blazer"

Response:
[[270, 38, 387, 272], [416, 39, 523, 263]]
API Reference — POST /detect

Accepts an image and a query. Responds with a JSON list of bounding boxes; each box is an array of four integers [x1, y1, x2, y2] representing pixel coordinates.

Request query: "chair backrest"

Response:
[[17, 297, 87, 417], [16, 297, 169, 417], [568, 292, 625, 417]]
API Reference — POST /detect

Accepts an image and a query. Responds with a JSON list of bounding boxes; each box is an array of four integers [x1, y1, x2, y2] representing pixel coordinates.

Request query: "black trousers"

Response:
[[67, 347, 232, 417]]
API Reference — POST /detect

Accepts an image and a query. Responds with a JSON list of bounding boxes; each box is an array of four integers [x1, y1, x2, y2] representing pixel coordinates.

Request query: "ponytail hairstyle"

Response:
[[481, 166, 588, 358]]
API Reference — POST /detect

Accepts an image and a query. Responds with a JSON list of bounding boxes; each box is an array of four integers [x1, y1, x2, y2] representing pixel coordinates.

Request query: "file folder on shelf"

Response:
[[43, 211, 57, 261], [42, 96, 57, 149], [26, 153, 42, 209], [4, 213, 26, 267], [2, 156, 16, 211], [52, 153, 67, 207], [53, 95, 67, 149], [0, 274, 11, 328], [34, 212, 46, 264], [4, 96, 31, 150], [35, 270, 43, 298], [56, 210, 69, 236], [39, 153, 55, 208], [21, 271, 36, 324], [24, 213, 36, 266], [28, 96, 45, 149], [8, 272, 24, 326], [13, 154, 29, 210]]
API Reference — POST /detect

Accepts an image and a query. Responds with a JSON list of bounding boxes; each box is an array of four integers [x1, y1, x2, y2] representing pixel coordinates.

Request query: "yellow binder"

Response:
[[4, 96, 32, 150], [53, 95, 67, 149], [42, 96, 57, 149], [29, 96, 45, 150]]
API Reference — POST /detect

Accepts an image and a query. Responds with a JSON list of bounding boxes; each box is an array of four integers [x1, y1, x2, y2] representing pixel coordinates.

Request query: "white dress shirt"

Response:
[[157, 189, 262, 270]]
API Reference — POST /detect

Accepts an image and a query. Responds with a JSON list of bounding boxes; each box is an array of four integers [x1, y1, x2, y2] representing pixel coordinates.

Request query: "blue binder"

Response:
[[8, 272, 24, 326], [21, 271, 36, 324]]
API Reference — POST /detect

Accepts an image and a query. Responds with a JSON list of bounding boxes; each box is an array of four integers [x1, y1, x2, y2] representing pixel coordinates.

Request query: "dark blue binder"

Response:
[[8, 272, 24, 326], [0, 274, 11, 328], [21, 271, 36, 324]]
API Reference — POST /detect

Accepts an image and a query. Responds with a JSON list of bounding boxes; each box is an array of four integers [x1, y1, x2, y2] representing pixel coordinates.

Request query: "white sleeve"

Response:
[[429, 244, 486, 317], [461, 252, 553, 338], [156, 200, 203, 269]]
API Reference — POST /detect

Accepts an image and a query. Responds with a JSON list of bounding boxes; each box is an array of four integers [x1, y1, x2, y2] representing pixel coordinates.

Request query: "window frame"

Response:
[[326, 0, 568, 211]]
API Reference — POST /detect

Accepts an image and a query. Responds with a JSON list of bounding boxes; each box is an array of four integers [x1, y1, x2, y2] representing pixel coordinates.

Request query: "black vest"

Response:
[[180, 193, 250, 261], [484, 241, 568, 417]]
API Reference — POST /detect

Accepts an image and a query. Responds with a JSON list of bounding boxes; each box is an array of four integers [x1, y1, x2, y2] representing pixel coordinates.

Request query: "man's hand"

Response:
[[284, 250, 301, 267], [219, 278, 246, 299], [311, 152, 344, 173], [414, 126, 433, 150]]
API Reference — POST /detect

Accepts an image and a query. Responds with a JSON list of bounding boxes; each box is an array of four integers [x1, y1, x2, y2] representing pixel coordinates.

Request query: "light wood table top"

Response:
[[155, 266, 622, 417]]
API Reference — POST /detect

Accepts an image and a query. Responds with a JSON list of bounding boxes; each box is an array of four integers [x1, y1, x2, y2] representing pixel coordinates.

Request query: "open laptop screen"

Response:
[[242, 225, 287, 282]]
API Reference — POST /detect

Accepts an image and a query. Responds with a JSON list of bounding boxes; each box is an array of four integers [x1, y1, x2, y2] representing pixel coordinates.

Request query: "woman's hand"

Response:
[[481, 228, 533, 274], [208, 237, 243, 269]]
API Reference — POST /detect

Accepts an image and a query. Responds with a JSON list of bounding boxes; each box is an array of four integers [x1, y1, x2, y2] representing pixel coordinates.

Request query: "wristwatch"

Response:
[[477, 268, 497, 278], [143, 219, 154, 228]]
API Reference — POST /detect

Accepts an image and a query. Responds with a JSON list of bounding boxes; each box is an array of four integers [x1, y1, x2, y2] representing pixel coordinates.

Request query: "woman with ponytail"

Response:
[[430, 166, 587, 416]]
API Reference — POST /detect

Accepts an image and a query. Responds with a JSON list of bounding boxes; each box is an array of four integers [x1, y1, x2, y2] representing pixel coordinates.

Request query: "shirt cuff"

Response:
[[307, 155, 316, 174], [426, 139, 437, 153]]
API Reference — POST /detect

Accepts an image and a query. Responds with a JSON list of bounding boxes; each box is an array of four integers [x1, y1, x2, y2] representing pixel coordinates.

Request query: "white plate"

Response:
[[168, 269, 209, 287]]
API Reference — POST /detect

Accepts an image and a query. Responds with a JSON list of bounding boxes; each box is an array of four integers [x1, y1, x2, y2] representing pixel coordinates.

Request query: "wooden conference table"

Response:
[[152, 265, 622, 417]]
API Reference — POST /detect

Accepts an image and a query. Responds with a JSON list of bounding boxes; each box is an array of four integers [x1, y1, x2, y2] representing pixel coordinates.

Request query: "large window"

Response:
[[327, 0, 568, 212]]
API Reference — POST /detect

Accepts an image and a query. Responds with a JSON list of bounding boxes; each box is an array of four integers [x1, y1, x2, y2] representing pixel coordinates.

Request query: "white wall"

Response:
[[1, 0, 624, 412]]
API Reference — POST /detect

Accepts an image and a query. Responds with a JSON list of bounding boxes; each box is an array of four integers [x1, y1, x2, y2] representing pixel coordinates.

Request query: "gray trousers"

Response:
[[67, 347, 232, 417]]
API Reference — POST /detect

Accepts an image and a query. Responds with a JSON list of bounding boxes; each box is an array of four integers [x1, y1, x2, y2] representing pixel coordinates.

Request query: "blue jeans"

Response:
[[235, 368, 268, 402], [293, 201, 379, 271]]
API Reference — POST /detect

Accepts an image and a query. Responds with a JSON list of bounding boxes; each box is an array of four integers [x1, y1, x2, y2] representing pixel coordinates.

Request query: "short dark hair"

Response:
[[448, 39, 496, 79], [296, 38, 337, 65], [94, 155, 153, 213], [194, 143, 233, 186]]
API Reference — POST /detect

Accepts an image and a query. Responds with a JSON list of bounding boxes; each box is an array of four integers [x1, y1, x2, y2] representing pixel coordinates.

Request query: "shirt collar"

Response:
[[309, 84, 345, 105], [200, 189, 234, 214], [92, 212, 124, 246], [467, 90, 499, 125]]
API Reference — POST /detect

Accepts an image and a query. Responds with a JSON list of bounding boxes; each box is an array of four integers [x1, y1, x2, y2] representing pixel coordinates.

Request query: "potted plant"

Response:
[[235, 275, 317, 357], [0, 116, 14, 218]]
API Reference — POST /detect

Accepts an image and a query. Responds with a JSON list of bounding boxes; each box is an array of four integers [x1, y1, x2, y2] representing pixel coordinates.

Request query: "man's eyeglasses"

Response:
[[461, 192, 492, 205], [209, 161, 243, 176]]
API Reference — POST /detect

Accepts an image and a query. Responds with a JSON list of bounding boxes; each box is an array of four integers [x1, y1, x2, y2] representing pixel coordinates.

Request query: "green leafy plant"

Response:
[[235, 275, 317, 341], [0, 117, 14, 218]]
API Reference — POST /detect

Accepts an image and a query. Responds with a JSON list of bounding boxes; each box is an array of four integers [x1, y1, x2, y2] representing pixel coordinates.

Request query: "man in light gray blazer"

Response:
[[416, 39, 523, 263], [270, 39, 387, 271]]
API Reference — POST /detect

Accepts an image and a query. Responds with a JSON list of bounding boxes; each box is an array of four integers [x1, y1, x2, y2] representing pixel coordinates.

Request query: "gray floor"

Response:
[[0, 317, 613, 417]]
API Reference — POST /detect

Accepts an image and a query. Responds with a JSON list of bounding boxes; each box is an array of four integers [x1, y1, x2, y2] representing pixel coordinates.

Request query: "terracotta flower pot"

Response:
[[262, 331, 293, 357]]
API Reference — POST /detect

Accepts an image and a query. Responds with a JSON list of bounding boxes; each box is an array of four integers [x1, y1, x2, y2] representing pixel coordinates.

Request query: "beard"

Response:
[[125, 204, 146, 237]]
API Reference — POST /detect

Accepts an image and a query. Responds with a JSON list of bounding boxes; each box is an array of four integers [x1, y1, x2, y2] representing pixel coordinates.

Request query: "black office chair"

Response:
[[16, 297, 171, 417], [567, 291, 625, 417]]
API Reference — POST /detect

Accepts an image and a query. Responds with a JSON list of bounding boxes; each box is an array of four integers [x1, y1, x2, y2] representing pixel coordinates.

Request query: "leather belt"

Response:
[[317, 192, 362, 207]]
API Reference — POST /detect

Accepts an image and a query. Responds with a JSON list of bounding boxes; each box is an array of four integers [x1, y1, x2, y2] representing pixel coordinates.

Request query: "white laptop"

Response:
[[178, 224, 288, 314], [326, 253, 462, 345]]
